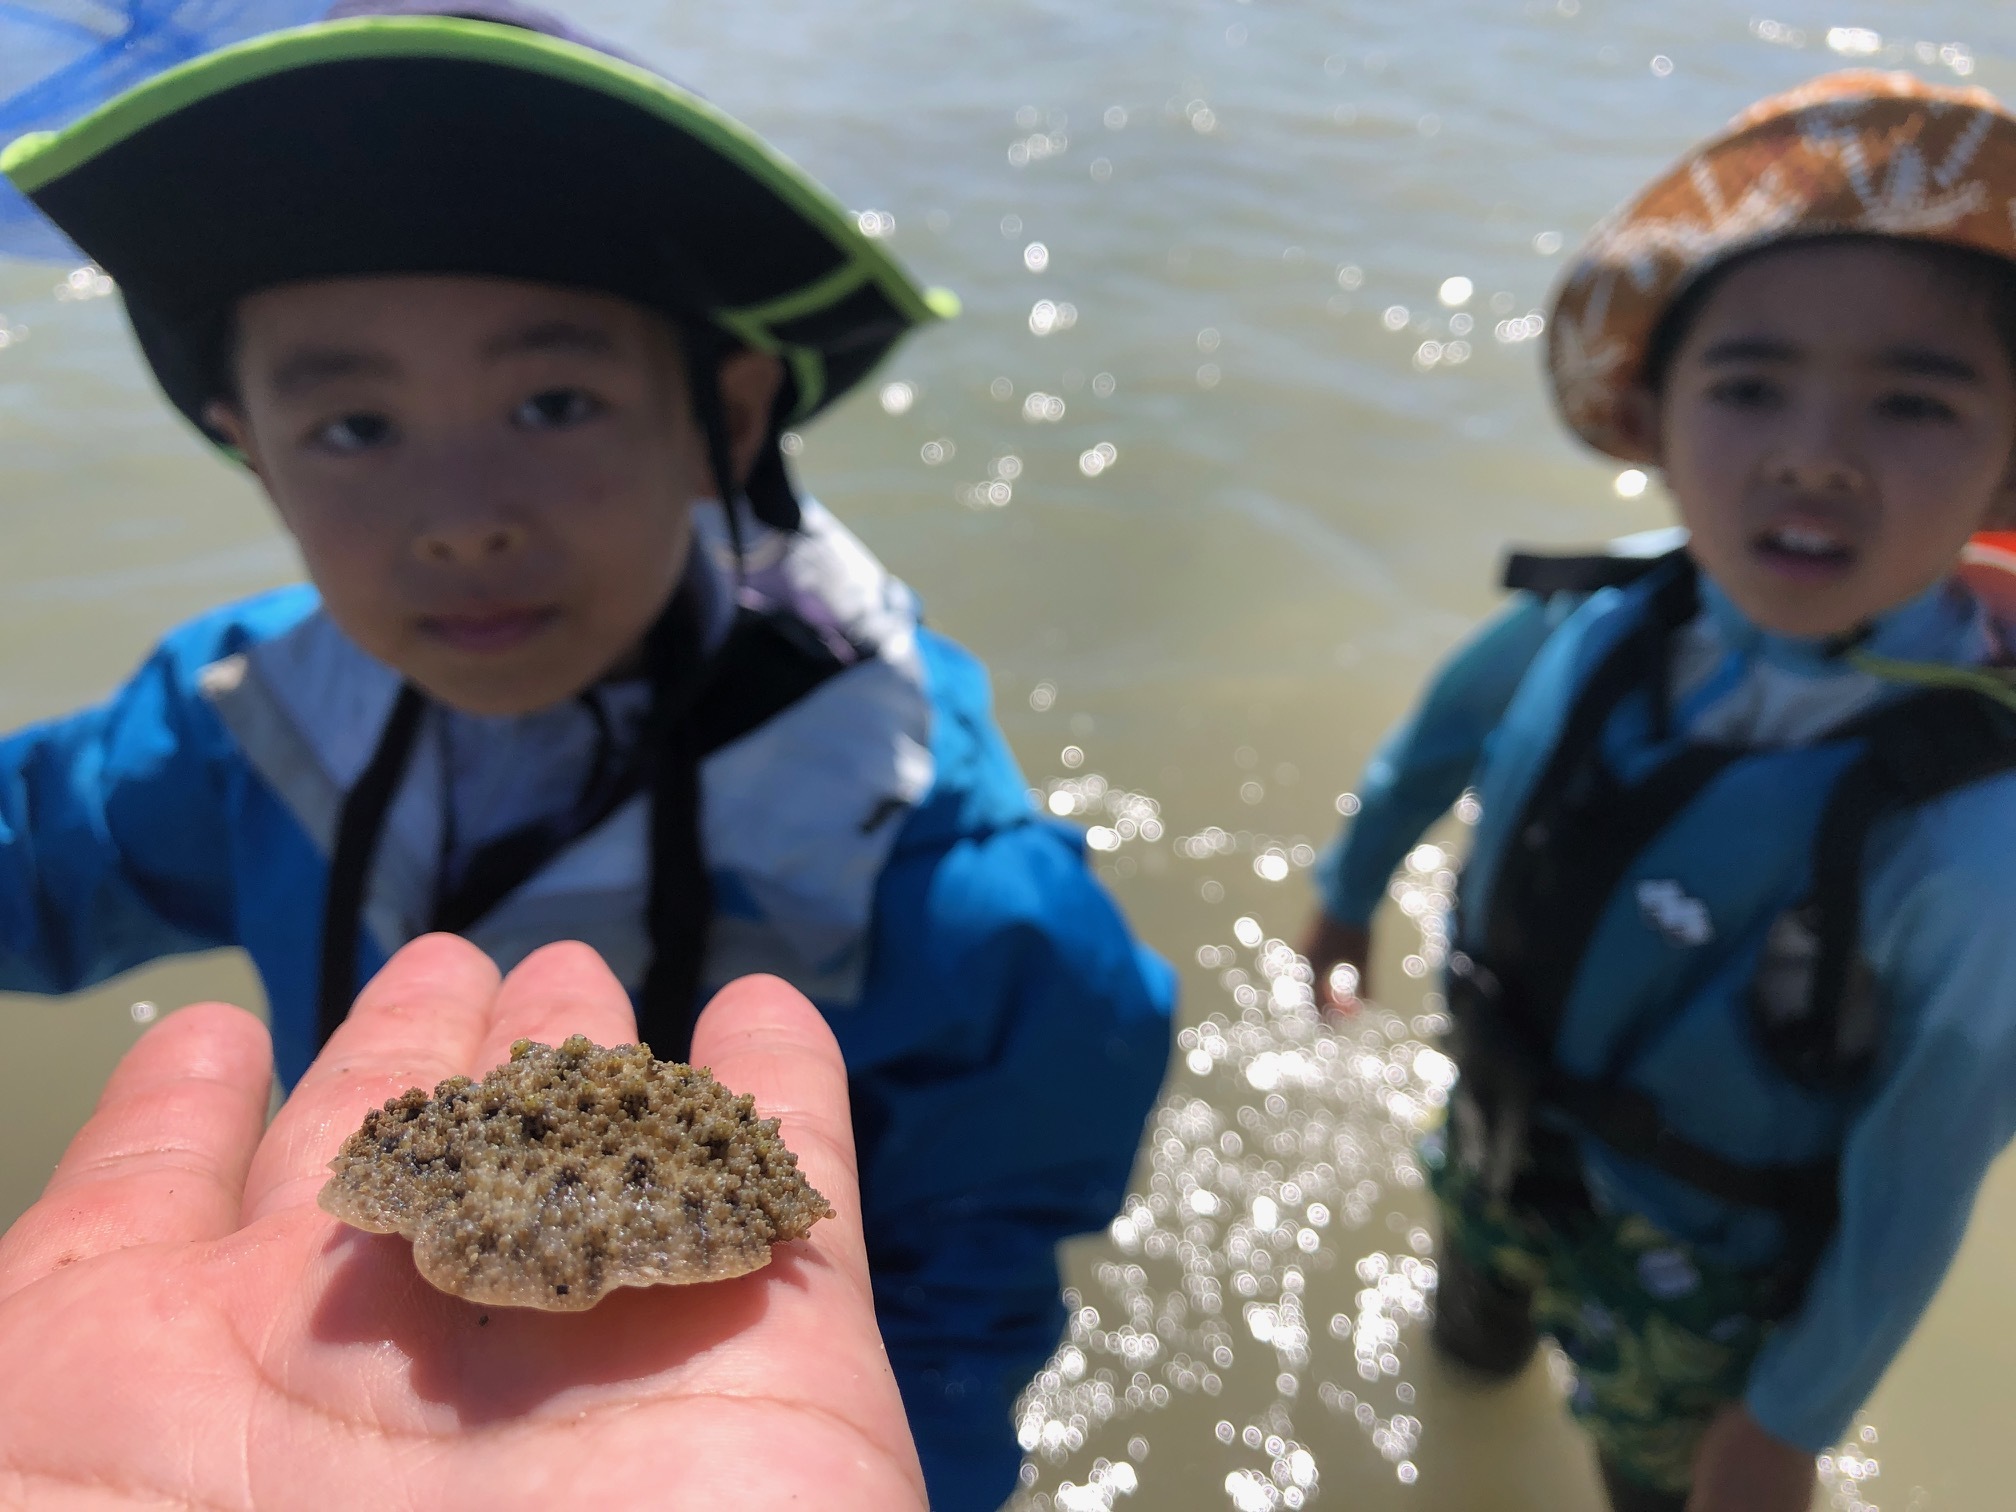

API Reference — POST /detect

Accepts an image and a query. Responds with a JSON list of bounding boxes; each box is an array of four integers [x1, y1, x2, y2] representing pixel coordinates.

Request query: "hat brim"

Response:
[[1, 15, 956, 428]]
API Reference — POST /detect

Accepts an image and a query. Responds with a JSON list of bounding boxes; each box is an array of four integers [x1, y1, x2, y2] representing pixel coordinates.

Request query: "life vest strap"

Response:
[[1538, 1073, 1837, 1219], [1448, 964, 1838, 1316], [316, 683, 427, 1050], [1758, 682, 2016, 1087], [1501, 549, 1674, 597], [1478, 554, 1707, 1059]]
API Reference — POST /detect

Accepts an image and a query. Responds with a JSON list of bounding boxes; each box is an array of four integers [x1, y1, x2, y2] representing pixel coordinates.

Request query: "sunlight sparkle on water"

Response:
[[1012, 752, 1892, 1507], [1014, 787, 1466, 1507], [1080, 442, 1120, 477], [1031, 300, 1080, 335]]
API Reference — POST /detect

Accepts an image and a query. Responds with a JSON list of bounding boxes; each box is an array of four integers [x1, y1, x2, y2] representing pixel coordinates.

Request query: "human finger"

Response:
[[471, 938, 642, 1071], [0, 1002, 270, 1304], [240, 933, 500, 1223], [688, 974, 867, 1287]]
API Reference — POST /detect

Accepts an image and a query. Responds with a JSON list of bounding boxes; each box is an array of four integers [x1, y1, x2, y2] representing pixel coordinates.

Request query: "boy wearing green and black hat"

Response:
[[0, 5, 1176, 1504]]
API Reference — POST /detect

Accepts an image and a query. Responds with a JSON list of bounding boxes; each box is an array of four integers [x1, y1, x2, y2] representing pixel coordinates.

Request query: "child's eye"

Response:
[[1704, 375, 1780, 410], [515, 389, 604, 430], [1874, 391, 1957, 423], [311, 413, 396, 453]]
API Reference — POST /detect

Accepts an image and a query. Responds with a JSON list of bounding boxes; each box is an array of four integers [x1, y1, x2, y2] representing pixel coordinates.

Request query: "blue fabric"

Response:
[[1319, 567, 2016, 1453], [0, 0, 327, 260], [0, 592, 1175, 1510], [847, 631, 1176, 1510]]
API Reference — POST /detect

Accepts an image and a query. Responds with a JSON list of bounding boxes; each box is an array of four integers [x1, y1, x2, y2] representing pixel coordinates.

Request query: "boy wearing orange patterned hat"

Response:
[[1302, 72, 2016, 1511]]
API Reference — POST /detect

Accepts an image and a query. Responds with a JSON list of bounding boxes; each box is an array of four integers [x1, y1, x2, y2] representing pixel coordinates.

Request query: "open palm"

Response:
[[0, 936, 927, 1510]]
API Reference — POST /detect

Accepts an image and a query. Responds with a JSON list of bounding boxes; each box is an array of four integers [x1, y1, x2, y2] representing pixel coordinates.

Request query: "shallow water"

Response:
[[3, 0, 2014, 1506]]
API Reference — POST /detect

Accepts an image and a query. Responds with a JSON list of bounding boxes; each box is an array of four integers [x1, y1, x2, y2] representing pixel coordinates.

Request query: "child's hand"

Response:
[[0, 936, 926, 1511], [1300, 911, 1372, 1013], [1686, 1404, 1816, 1512]]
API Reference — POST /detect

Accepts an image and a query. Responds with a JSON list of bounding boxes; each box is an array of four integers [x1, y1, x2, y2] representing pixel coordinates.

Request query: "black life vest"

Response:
[[1447, 547, 2016, 1308]]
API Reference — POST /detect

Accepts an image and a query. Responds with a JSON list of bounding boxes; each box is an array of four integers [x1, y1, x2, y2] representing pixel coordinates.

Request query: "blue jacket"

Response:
[[0, 501, 1176, 1510], [1317, 563, 2016, 1453]]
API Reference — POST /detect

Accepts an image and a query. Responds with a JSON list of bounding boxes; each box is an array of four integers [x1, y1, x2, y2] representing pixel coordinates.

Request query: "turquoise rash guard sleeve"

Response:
[[1743, 774, 2016, 1450], [1314, 595, 1560, 926]]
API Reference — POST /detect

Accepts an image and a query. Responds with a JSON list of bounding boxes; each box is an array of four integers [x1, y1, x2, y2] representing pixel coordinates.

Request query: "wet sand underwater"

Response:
[[3, 0, 2014, 1505]]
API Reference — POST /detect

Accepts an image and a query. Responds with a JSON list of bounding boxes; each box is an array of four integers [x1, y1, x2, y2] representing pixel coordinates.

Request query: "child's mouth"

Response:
[[1752, 522, 1858, 583], [420, 607, 559, 654]]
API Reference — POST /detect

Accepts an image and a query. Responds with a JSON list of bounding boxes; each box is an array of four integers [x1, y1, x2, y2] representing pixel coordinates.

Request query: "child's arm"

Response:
[[1305, 595, 1558, 999], [0, 634, 240, 994], [1738, 789, 2016, 1456]]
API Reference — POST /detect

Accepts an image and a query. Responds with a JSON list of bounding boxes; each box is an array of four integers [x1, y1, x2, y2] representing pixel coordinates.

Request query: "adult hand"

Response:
[[1299, 911, 1372, 1014], [1686, 1404, 1816, 1512], [0, 935, 926, 1510]]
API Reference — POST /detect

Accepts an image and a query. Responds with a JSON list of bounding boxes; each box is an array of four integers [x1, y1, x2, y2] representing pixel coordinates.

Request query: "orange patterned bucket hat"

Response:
[[1548, 70, 2016, 461]]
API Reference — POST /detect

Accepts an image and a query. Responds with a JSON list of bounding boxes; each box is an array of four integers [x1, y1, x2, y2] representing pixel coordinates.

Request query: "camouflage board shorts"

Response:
[[1429, 1136, 1786, 1496]]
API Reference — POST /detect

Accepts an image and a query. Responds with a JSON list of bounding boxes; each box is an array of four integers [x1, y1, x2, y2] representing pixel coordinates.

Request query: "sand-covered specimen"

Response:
[[319, 1035, 832, 1309]]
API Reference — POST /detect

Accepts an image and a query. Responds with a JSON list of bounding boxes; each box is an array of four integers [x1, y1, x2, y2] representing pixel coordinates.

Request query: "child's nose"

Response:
[[413, 515, 529, 565], [1768, 451, 1863, 495], [1767, 403, 1866, 495]]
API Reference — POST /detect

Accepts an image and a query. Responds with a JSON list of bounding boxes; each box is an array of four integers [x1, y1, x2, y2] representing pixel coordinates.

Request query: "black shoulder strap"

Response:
[[1754, 684, 2016, 1089], [1472, 555, 1716, 1055], [312, 606, 854, 1050], [635, 606, 854, 1062], [315, 684, 426, 1047], [1501, 544, 1682, 597], [686, 606, 855, 755]]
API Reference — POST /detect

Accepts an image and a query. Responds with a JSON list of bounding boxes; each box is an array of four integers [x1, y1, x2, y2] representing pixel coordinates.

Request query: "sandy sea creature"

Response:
[[319, 1035, 832, 1310]]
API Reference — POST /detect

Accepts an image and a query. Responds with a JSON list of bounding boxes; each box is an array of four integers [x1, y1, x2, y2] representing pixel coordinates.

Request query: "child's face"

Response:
[[206, 276, 781, 716], [1642, 239, 2016, 638]]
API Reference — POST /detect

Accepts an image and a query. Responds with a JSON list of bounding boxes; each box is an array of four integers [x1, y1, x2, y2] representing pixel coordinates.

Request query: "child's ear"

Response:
[[716, 351, 786, 488], [1614, 382, 1666, 466], [200, 399, 268, 483]]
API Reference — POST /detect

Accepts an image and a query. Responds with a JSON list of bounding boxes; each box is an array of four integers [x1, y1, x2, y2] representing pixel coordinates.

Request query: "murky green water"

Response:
[[3, 1, 2013, 1506]]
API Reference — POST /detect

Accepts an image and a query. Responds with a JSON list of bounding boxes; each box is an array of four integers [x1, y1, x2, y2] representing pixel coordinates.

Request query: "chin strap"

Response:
[[684, 334, 750, 580]]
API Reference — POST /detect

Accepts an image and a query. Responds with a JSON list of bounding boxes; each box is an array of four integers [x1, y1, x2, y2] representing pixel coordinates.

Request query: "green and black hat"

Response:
[[0, 0, 955, 525]]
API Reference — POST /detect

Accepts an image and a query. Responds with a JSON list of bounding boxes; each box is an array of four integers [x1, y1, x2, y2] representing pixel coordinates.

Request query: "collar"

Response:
[[1696, 573, 1991, 677]]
